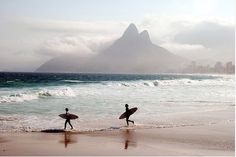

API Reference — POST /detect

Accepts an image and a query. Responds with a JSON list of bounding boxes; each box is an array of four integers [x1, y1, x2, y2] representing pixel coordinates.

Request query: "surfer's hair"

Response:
[[65, 108, 69, 111], [125, 104, 128, 107]]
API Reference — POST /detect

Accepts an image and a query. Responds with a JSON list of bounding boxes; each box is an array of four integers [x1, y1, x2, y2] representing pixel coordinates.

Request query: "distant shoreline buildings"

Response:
[[182, 61, 235, 74]]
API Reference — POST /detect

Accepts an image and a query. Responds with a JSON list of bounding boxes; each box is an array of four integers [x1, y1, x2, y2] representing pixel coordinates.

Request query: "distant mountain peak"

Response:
[[122, 23, 139, 37], [140, 30, 151, 43], [36, 23, 186, 73], [121, 24, 151, 44]]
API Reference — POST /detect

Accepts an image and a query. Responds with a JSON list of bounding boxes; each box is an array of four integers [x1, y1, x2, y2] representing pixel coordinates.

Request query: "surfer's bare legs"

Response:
[[128, 120, 134, 125], [68, 120, 73, 129], [130, 120, 134, 124], [126, 118, 129, 126], [64, 119, 73, 130], [64, 120, 67, 130], [126, 117, 134, 126]]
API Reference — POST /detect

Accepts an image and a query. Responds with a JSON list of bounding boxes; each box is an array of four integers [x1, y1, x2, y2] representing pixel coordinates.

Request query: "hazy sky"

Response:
[[0, 0, 235, 71]]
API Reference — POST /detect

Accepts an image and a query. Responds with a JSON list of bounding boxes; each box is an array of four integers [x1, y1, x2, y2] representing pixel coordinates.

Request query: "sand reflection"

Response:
[[121, 129, 137, 150], [59, 132, 78, 148]]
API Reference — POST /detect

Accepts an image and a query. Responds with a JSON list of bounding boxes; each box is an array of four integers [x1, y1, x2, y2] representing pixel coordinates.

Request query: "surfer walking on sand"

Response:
[[64, 108, 73, 130], [125, 104, 134, 126]]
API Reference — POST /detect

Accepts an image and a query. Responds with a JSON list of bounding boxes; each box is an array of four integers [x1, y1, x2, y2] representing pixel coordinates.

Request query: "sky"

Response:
[[0, 0, 235, 72]]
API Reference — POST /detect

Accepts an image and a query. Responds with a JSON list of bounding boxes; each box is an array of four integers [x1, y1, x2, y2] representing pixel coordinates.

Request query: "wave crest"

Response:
[[38, 87, 75, 97], [0, 87, 75, 104]]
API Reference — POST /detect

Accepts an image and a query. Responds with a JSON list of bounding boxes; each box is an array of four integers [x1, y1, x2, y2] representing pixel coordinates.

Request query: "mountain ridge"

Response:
[[36, 24, 187, 73]]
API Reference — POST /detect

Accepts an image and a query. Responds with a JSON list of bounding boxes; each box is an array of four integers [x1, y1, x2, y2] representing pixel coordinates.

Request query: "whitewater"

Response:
[[0, 72, 234, 132]]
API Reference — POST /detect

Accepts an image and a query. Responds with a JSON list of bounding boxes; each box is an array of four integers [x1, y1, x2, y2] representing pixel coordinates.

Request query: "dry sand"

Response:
[[0, 109, 234, 156]]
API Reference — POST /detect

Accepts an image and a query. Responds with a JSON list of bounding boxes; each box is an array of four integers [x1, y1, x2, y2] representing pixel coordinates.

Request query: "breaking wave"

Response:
[[0, 87, 75, 104], [0, 76, 234, 104], [38, 88, 75, 97], [104, 77, 234, 87]]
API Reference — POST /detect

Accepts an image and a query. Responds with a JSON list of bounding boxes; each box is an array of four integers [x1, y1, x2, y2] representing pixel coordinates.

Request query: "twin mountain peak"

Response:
[[122, 23, 151, 43], [36, 23, 186, 73]]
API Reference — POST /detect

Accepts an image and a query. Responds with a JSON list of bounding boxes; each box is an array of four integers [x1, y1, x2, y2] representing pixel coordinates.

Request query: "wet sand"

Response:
[[0, 109, 234, 156]]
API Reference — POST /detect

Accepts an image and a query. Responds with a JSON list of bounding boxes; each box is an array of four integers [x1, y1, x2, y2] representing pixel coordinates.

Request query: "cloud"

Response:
[[0, 15, 234, 71], [173, 21, 234, 62], [17, 18, 126, 57], [20, 17, 128, 36], [160, 42, 207, 54], [37, 35, 93, 57], [138, 15, 234, 62], [174, 21, 234, 48], [0, 50, 47, 72], [0, 18, 123, 72], [36, 34, 117, 58]]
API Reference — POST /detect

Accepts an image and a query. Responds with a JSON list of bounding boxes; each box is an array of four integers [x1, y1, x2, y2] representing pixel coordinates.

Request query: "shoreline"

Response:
[[0, 106, 234, 133], [0, 109, 234, 156]]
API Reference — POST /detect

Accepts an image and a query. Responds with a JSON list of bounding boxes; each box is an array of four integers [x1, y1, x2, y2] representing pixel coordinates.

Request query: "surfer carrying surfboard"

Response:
[[125, 104, 134, 126], [64, 108, 73, 130], [119, 104, 137, 126]]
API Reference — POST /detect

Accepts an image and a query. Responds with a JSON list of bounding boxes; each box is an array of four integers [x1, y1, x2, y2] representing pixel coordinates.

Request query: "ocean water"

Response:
[[0, 72, 234, 132]]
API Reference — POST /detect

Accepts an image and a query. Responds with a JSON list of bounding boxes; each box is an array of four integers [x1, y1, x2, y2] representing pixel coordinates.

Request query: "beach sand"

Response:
[[0, 109, 234, 156]]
